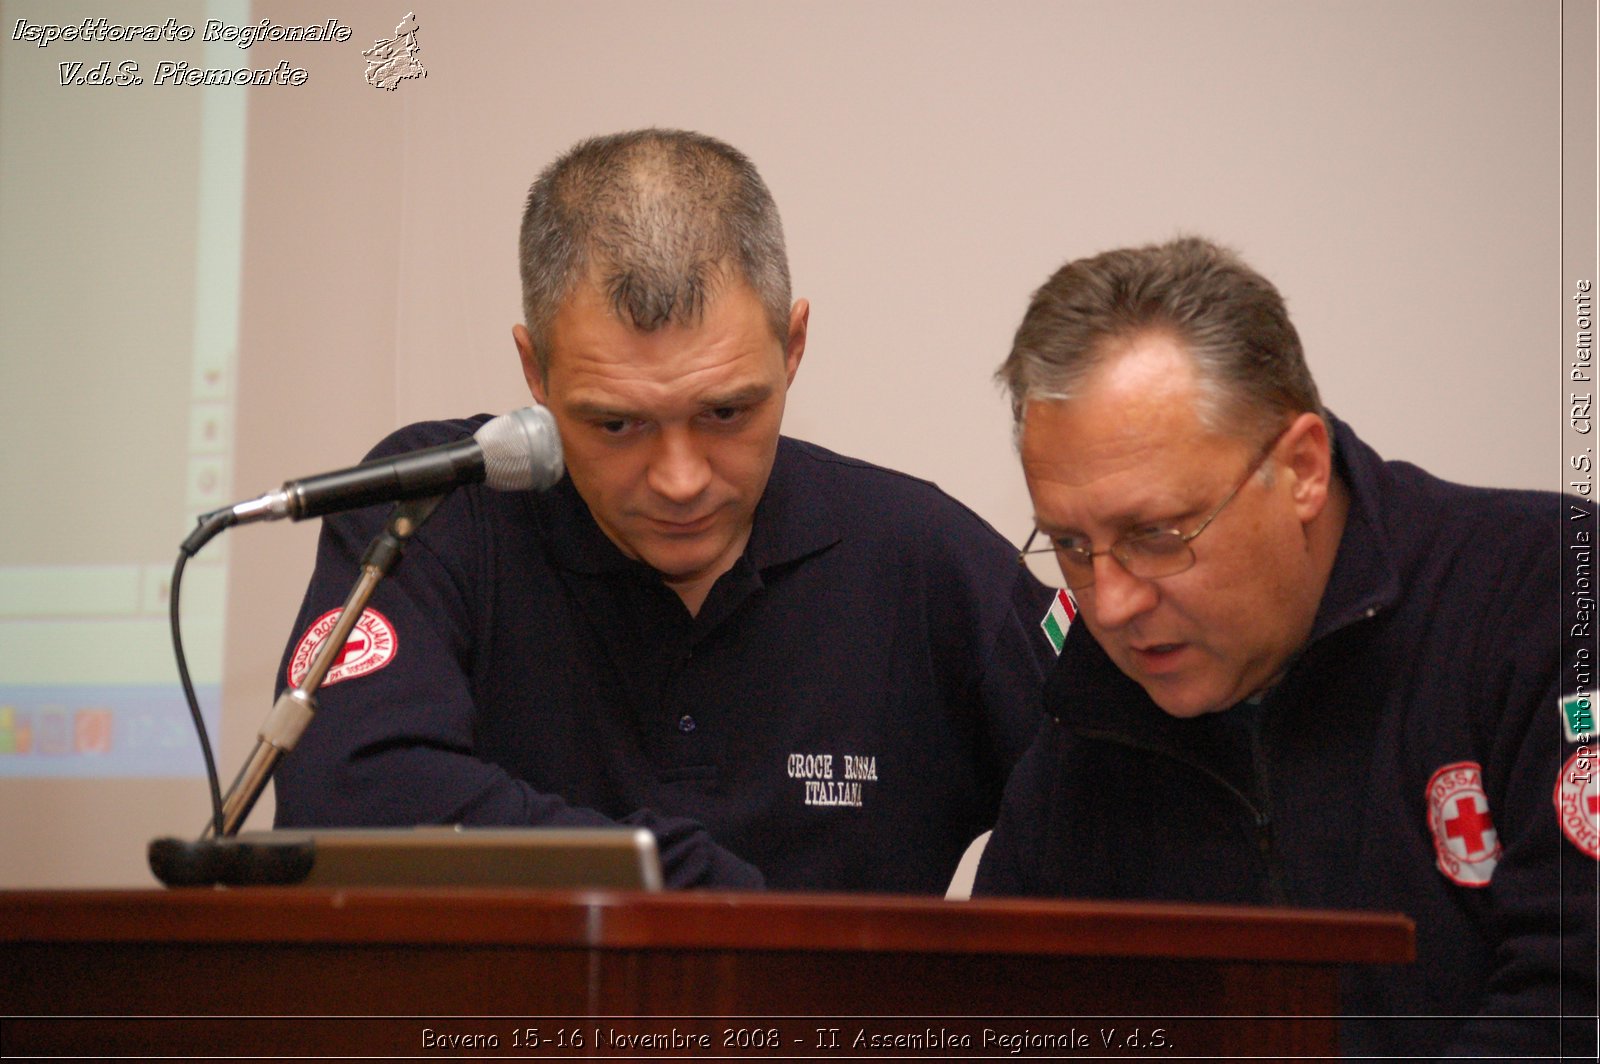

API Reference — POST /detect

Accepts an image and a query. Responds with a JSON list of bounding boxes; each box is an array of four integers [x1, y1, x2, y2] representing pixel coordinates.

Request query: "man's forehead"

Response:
[[1024, 332, 1221, 436], [1085, 331, 1202, 398], [543, 296, 782, 411], [1022, 391, 1194, 462], [1019, 381, 1253, 524], [1022, 421, 1193, 521]]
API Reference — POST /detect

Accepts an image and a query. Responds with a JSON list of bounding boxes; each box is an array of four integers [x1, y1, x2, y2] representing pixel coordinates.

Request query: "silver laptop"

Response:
[[150, 826, 662, 890]]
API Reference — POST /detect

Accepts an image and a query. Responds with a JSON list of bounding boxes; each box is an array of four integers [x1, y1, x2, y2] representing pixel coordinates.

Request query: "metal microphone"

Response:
[[224, 406, 563, 526]]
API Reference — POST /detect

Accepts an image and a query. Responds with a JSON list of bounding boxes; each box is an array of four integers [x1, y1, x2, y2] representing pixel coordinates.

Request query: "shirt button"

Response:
[[677, 715, 697, 734]]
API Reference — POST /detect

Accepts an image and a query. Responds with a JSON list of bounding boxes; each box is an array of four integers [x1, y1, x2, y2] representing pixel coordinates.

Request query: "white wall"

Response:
[[0, 0, 1589, 887]]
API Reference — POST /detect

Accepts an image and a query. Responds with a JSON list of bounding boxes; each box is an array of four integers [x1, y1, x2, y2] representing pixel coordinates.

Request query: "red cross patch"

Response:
[[1554, 750, 1599, 861], [1426, 761, 1500, 887], [287, 608, 397, 689]]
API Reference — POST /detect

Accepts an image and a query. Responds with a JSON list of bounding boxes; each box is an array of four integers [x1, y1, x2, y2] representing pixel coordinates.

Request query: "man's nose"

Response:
[[646, 426, 712, 505], [1085, 553, 1158, 629]]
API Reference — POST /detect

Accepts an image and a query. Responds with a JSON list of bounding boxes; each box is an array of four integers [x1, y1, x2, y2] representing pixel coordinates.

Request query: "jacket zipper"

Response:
[[1073, 725, 1289, 906]]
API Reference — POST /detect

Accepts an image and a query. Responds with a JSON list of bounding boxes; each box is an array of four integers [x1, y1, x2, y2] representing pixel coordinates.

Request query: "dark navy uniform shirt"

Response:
[[976, 416, 1599, 1059], [274, 418, 1056, 892]]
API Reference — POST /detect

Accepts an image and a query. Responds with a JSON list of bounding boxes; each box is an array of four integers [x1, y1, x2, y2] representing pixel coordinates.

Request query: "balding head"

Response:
[[518, 129, 791, 381]]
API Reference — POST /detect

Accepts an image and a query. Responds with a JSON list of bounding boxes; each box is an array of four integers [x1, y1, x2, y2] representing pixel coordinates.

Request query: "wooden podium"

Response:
[[2, 888, 1411, 1059]]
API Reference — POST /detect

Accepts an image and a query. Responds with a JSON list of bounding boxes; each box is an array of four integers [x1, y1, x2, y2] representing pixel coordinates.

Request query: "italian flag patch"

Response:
[[1039, 588, 1077, 655], [1562, 691, 1595, 743]]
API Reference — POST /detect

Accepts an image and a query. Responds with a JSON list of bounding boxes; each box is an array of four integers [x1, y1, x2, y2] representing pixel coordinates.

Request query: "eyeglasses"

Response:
[[1019, 428, 1285, 590]]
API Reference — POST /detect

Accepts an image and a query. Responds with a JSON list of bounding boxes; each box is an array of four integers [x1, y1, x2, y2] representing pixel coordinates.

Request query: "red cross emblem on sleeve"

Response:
[[1555, 750, 1600, 861], [1426, 761, 1500, 887], [287, 608, 398, 689]]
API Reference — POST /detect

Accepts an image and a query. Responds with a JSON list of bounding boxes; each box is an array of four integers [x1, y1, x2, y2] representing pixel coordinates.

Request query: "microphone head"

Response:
[[474, 406, 564, 491]]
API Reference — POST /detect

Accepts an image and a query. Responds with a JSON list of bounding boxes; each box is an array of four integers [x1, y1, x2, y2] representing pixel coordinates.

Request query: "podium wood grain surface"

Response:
[[2, 888, 1412, 1059]]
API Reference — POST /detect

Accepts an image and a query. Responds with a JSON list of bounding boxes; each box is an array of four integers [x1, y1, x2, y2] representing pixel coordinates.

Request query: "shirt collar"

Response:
[[744, 437, 844, 571], [1305, 413, 1402, 643]]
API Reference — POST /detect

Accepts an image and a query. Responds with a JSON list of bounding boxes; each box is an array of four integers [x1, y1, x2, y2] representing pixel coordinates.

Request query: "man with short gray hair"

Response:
[[977, 237, 1597, 1057], [273, 129, 1056, 892]]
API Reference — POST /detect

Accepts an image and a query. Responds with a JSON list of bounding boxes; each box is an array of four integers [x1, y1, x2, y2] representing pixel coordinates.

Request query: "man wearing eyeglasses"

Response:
[[976, 237, 1596, 1059]]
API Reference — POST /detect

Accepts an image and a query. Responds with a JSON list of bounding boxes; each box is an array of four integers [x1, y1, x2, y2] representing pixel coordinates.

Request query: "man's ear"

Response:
[[1280, 411, 1333, 523], [512, 324, 546, 405], [783, 299, 809, 385]]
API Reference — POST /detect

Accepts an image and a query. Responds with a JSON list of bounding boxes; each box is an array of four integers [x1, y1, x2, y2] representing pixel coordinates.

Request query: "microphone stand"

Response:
[[149, 494, 446, 885], [209, 492, 447, 837]]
